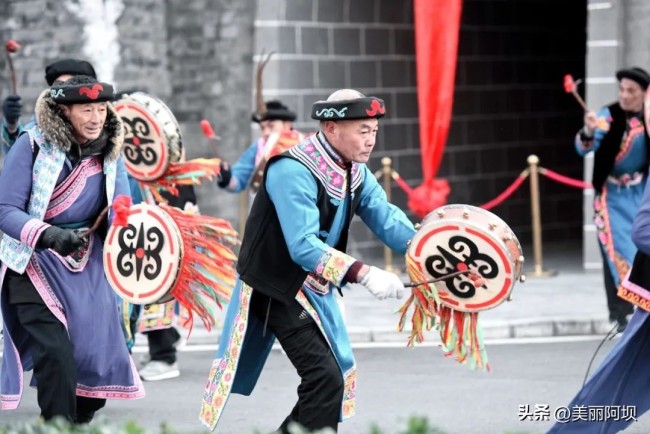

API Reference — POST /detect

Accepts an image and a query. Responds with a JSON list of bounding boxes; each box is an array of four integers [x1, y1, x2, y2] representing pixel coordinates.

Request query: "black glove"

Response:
[[217, 161, 232, 188], [2, 94, 22, 126], [37, 226, 84, 257]]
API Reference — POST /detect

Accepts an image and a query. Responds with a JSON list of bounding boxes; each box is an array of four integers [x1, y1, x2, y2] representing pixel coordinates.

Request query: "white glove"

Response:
[[359, 266, 405, 300]]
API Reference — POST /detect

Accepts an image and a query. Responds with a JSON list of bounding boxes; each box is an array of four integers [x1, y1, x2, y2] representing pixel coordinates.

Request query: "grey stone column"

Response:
[[582, 0, 622, 269], [582, 0, 650, 269]]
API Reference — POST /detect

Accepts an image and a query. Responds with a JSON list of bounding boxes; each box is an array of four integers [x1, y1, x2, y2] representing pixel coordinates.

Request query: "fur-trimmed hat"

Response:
[[49, 75, 115, 104], [45, 58, 97, 86]]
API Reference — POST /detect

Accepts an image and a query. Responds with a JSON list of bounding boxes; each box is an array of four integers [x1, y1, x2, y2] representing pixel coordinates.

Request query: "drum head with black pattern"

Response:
[[103, 203, 183, 305], [408, 204, 523, 312]]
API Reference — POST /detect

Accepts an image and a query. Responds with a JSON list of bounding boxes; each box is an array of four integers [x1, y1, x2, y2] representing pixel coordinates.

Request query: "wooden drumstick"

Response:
[[563, 74, 588, 113], [77, 205, 110, 240], [404, 269, 473, 288], [5, 40, 20, 94], [78, 195, 132, 240], [200, 119, 221, 157]]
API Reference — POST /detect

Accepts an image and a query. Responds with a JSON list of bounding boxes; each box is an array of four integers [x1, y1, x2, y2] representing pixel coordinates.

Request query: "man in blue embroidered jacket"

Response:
[[1, 58, 96, 155], [199, 89, 416, 433], [574, 67, 650, 332], [0, 75, 143, 423]]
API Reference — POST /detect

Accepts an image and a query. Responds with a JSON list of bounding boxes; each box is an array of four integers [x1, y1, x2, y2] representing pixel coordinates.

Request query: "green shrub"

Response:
[[0, 416, 533, 434]]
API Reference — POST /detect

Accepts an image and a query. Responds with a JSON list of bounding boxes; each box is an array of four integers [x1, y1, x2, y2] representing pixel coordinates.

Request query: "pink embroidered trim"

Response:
[[20, 219, 49, 248], [45, 157, 102, 220], [593, 190, 614, 262], [314, 247, 356, 287], [200, 283, 252, 430], [0, 331, 23, 410], [75, 358, 144, 399], [50, 235, 93, 273], [25, 259, 67, 327], [615, 125, 645, 163], [289, 135, 362, 200], [621, 277, 650, 300], [342, 367, 357, 419], [0, 264, 23, 410], [304, 273, 330, 295]]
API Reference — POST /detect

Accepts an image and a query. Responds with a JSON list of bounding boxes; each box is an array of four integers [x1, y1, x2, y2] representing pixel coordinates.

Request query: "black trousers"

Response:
[[12, 302, 106, 423], [144, 326, 180, 364], [249, 290, 344, 433], [601, 249, 633, 322]]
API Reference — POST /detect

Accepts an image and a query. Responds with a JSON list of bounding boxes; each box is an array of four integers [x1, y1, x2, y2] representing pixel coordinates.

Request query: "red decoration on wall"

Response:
[[411, 0, 463, 218]]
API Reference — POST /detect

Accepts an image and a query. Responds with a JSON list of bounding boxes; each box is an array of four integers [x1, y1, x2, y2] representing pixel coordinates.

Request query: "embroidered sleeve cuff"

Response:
[[20, 219, 50, 249], [314, 247, 357, 287]]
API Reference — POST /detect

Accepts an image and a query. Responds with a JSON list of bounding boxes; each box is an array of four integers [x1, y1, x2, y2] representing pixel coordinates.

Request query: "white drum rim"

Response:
[[103, 203, 184, 305], [114, 93, 182, 181], [409, 204, 522, 312]]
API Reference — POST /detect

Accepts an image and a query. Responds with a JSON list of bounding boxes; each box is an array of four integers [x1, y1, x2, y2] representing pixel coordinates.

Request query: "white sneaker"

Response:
[[138, 333, 185, 365], [139, 361, 180, 381]]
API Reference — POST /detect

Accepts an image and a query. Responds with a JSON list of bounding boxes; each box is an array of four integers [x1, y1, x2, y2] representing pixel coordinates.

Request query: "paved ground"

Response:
[[148, 241, 614, 348]]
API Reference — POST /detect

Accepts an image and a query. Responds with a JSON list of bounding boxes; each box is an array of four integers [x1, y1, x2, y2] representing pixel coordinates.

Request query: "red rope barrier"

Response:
[[391, 171, 415, 195], [383, 163, 590, 215], [479, 170, 530, 211], [539, 167, 592, 189]]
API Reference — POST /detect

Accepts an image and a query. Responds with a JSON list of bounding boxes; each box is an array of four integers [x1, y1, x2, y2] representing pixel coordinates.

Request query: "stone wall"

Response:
[[254, 0, 587, 263], [0, 0, 597, 267]]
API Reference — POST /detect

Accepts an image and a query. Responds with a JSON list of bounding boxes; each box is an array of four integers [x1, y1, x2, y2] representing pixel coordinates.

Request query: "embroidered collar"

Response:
[[288, 135, 363, 201], [316, 131, 347, 168]]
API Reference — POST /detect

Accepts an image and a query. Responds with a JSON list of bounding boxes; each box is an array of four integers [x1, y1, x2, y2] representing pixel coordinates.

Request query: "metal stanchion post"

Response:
[[527, 154, 556, 277], [381, 157, 395, 273]]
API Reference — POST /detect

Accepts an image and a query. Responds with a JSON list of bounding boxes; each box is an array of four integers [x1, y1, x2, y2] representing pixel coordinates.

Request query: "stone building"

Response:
[[0, 0, 645, 268]]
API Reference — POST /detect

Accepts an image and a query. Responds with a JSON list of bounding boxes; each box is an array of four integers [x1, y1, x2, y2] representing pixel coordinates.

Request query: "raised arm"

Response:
[[574, 107, 610, 156], [219, 141, 258, 193]]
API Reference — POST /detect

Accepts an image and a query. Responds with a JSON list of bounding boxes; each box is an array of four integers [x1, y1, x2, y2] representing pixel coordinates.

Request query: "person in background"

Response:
[[574, 67, 650, 332]]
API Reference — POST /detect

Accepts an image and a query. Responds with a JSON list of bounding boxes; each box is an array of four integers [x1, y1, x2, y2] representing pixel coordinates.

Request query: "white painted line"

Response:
[[587, 2, 612, 11], [586, 77, 618, 84], [587, 40, 618, 48], [167, 335, 615, 353]]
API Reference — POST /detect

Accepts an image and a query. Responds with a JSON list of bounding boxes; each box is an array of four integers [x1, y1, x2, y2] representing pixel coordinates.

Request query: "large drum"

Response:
[[103, 203, 182, 305], [407, 204, 525, 312], [113, 92, 183, 182]]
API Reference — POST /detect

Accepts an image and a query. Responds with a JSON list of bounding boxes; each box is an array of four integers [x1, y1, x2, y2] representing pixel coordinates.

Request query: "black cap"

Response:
[[45, 59, 97, 86], [616, 67, 650, 90], [252, 100, 297, 123]]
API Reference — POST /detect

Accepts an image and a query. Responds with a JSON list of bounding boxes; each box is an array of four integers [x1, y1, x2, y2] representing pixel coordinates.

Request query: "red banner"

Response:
[[410, 0, 462, 218]]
